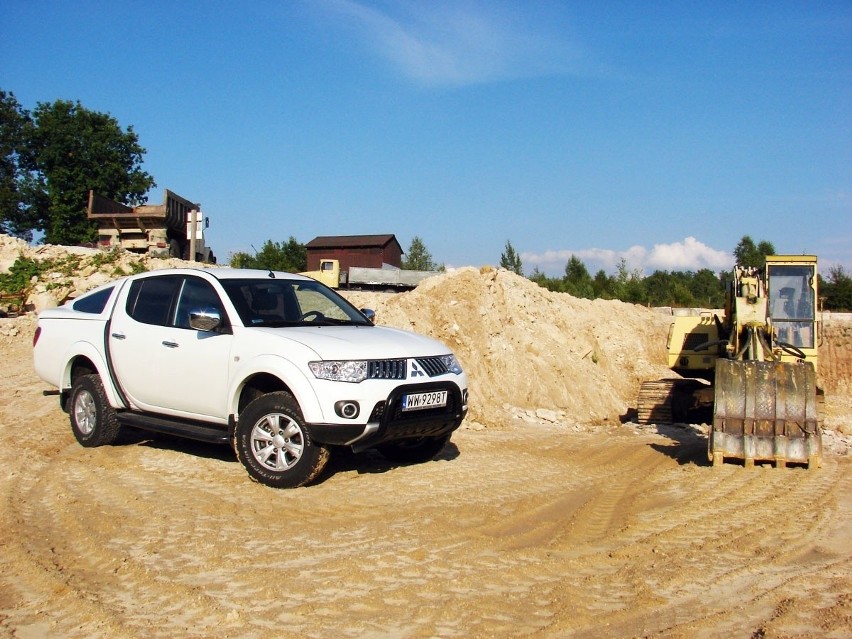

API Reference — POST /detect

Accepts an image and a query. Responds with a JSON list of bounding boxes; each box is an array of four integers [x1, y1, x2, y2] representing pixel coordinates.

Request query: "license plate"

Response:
[[402, 390, 447, 412]]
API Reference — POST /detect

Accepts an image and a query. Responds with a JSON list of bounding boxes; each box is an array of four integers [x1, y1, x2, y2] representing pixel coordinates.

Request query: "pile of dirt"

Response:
[[0, 234, 215, 313], [346, 267, 673, 428]]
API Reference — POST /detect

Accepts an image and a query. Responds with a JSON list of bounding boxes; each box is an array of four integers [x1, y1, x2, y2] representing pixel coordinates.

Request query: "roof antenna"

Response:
[[250, 244, 275, 278]]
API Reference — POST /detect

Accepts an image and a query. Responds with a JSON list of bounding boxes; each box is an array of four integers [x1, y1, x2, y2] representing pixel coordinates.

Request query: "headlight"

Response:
[[441, 354, 463, 375], [309, 360, 368, 383]]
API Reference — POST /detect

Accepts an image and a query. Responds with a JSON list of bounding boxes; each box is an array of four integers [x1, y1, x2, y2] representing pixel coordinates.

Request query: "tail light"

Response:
[[33, 326, 41, 347]]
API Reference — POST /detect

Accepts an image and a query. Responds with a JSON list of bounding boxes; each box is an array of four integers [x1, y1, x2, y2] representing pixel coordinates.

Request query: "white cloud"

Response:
[[645, 237, 732, 271], [317, 0, 582, 87], [522, 237, 733, 276]]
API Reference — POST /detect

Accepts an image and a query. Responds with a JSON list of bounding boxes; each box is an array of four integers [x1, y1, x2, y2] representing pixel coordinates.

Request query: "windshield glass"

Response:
[[768, 265, 815, 322], [767, 264, 816, 348], [220, 278, 372, 327]]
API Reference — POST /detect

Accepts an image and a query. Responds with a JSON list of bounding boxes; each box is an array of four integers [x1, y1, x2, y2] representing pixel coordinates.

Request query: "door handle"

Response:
[[162, 341, 179, 348], [111, 333, 126, 340]]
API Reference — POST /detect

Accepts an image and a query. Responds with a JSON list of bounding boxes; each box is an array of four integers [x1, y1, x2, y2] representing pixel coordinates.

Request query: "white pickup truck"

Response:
[[33, 268, 468, 488]]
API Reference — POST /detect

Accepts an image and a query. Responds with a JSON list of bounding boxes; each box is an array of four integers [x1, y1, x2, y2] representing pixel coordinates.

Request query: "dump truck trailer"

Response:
[[301, 259, 438, 291], [87, 189, 215, 263]]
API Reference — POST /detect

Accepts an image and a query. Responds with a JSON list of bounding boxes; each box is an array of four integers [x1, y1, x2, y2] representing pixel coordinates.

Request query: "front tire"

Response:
[[234, 392, 329, 488], [69, 374, 122, 447]]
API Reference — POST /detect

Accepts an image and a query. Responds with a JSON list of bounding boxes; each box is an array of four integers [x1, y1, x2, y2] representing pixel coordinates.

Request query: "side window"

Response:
[[174, 277, 226, 329], [72, 286, 114, 314], [126, 276, 181, 326]]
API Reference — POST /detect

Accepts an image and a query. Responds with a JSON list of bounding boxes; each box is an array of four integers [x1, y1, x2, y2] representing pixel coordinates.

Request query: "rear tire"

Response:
[[234, 392, 329, 488], [69, 374, 122, 447]]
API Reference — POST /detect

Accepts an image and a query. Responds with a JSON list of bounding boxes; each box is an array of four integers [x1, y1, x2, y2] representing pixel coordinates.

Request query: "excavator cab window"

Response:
[[767, 264, 815, 349]]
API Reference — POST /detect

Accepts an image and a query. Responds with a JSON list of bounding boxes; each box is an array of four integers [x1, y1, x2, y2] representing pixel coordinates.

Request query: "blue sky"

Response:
[[2, 1, 850, 276]]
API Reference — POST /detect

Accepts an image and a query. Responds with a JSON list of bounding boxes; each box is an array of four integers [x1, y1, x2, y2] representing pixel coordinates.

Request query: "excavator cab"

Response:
[[765, 256, 819, 358]]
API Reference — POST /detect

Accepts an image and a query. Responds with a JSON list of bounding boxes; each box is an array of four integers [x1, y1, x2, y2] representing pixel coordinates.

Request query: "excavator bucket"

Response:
[[710, 359, 822, 468]]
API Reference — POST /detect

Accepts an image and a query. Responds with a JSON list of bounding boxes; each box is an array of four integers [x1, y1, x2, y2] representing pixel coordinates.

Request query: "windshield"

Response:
[[220, 278, 372, 328], [767, 264, 816, 348]]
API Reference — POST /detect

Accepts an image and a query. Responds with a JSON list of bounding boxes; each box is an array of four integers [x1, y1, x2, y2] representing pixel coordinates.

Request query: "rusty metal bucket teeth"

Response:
[[710, 360, 822, 468]]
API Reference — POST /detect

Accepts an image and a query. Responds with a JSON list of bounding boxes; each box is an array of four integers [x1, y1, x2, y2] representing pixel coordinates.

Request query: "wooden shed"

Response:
[[305, 234, 404, 272]]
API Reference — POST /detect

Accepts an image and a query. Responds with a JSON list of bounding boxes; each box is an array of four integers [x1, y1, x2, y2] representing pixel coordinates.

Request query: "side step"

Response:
[[116, 411, 231, 445]]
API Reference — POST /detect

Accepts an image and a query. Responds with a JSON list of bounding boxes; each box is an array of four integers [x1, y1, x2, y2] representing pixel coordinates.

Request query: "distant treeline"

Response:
[[526, 256, 851, 312]]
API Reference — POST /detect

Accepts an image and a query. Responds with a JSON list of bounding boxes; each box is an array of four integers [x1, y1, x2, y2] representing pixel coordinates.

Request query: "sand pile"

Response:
[[0, 234, 215, 313], [345, 266, 674, 428]]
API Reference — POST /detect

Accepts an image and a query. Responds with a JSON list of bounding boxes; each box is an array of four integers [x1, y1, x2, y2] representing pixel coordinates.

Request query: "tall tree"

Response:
[[592, 269, 617, 299], [26, 99, 155, 245], [402, 236, 438, 270], [0, 90, 39, 240], [821, 265, 852, 311], [691, 268, 725, 308], [500, 240, 523, 275], [734, 235, 776, 268], [563, 255, 594, 299]]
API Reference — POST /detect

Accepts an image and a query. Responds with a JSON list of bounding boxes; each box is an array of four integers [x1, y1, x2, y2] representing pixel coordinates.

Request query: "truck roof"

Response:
[[203, 268, 313, 282]]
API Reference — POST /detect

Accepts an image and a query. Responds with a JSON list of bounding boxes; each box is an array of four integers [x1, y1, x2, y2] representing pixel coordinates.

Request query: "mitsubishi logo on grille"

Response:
[[410, 362, 425, 377]]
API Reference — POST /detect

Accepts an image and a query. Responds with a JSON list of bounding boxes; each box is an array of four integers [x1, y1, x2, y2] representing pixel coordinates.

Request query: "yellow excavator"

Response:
[[637, 255, 823, 468]]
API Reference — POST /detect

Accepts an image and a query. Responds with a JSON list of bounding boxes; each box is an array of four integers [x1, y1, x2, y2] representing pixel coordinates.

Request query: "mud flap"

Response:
[[710, 360, 822, 468]]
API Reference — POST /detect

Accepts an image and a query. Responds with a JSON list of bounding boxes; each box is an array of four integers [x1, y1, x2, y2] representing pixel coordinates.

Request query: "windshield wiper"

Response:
[[301, 317, 368, 327]]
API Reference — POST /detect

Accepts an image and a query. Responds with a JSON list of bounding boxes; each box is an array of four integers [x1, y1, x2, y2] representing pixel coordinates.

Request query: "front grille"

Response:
[[414, 356, 449, 377], [368, 359, 406, 380], [683, 333, 709, 351]]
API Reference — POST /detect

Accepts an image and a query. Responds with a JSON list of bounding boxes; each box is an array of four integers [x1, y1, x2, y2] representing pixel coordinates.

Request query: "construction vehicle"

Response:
[[637, 255, 823, 468], [301, 259, 438, 291], [87, 189, 215, 263]]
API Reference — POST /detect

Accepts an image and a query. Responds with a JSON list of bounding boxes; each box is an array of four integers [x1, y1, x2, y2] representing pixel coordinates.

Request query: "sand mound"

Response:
[[344, 266, 673, 427]]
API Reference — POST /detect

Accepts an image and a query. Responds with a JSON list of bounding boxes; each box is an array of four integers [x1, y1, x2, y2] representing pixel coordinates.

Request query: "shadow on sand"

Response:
[[116, 427, 461, 484]]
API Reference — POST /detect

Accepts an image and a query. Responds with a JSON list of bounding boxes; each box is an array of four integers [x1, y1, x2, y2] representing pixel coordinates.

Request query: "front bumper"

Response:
[[308, 381, 468, 450]]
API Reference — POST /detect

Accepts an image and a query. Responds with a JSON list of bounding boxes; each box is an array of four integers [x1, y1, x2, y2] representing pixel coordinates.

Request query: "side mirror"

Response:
[[189, 307, 222, 332], [360, 308, 376, 323]]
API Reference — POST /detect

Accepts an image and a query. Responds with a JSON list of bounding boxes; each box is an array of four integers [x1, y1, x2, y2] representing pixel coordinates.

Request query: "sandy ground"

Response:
[[0, 249, 850, 638]]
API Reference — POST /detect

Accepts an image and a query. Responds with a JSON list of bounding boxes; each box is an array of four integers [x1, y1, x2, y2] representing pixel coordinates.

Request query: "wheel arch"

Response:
[[60, 342, 124, 411], [229, 355, 323, 424]]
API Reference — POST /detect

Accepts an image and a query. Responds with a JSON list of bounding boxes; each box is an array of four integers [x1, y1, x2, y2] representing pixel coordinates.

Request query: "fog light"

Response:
[[335, 401, 360, 419]]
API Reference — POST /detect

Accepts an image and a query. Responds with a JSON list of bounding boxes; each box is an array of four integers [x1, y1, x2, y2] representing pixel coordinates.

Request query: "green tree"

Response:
[[592, 269, 617, 299], [528, 266, 546, 285], [643, 271, 674, 306], [0, 90, 39, 240], [402, 236, 439, 270], [230, 237, 306, 272], [821, 265, 852, 311], [613, 258, 646, 304], [563, 255, 594, 299], [691, 268, 725, 308], [24, 99, 155, 245], [734, 236, 776, 269], [500, 240, 523, 275]]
